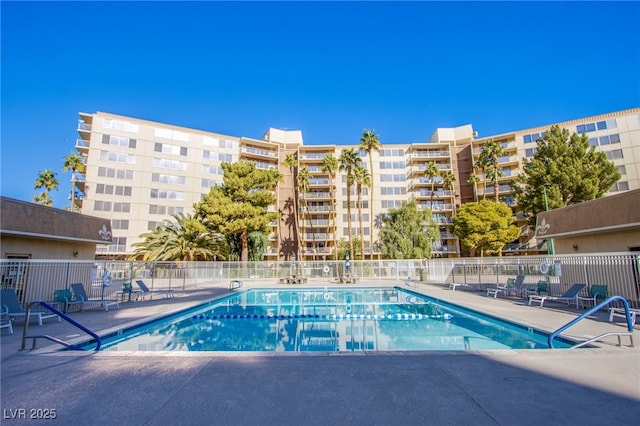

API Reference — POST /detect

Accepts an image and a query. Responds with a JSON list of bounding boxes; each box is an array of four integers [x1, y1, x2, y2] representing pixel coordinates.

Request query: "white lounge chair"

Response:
[[135, 280, 175, 299], [70, 283, 119, 312], [0, 289, 60, 326], [1, 304, 14, 334], [528, 283, 587, 308], [609, 306, 639, 325]]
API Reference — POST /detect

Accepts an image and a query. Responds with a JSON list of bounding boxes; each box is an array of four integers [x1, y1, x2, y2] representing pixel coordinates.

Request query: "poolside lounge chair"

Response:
[[609, 305, 640, 325], [487, 275, 526, 298], [1, 304, 14, 334], [528, 283, 587, 308], [0, 289, 60, 326], [135, 280, 175, 299], [576, 284, 608, 309], [70, 283, 119, 312]]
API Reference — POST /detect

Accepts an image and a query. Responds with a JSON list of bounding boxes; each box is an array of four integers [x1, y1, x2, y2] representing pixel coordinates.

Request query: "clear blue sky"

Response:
[[2, 1, 639, 208]]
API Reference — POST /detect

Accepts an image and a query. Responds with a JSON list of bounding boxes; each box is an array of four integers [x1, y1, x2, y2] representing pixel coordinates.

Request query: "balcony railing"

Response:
[[304, 192, 331, 199], [301, 205, 333, 213], [241, 146, 278, 158], [77, 121, 92, 132], [411, 151, 450, 159]]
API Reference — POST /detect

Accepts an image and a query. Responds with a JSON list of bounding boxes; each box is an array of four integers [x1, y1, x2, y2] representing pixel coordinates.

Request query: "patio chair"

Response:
[[576, 284, 608, 309], [1, 304, 14, 334], [487, 275, 525, 298], [528, 283, 587, 308], [70, 283, 119, 312], [135, 280, 175, 299], [54, 289, 83, 313], [0, 289, 60, 326]]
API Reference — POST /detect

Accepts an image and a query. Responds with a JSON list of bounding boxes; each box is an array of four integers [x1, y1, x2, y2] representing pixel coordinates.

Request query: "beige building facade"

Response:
[[72, 107, 640, 260]]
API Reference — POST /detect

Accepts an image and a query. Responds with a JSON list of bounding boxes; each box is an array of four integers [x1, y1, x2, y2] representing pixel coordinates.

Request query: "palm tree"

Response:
[[63, 152, 86, 211], [283, 153, 300, 260], [296, 166, 313, 260], [467, 168, 481, 202], [353, 164, 370, 260], [129, 213, 228, 261], [33, 192, 52, 206], [359, 129, 381, 260], [33, 169, 59, 206], [477, 138, 506, 202], [442, 170, 456, 215], [322, 153, 339, 260], [424, 161, 440, 208], [338, 148, 362, 261]]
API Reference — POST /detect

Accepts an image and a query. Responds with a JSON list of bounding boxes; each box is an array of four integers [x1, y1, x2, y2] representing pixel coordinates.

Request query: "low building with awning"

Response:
[[535, 189, 640, 254], [0, 196, 112, 260]]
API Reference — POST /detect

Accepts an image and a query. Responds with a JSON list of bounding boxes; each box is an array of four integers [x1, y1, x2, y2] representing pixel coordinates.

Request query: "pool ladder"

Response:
[[548, 296, 635, 349], [20, 301, 102, 351]]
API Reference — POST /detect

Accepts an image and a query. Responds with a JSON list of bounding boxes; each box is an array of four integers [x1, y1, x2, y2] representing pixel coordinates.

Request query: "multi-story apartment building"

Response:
[[73, 108, 640, 260]]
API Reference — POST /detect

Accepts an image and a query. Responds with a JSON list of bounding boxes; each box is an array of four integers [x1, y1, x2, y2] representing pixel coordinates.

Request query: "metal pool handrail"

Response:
[[548, 296, 635, 349], [21, 301, 102, 351]]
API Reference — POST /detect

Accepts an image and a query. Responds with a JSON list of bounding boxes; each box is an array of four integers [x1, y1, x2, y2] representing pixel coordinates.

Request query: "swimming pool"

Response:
[[88, 287, 572, 352]]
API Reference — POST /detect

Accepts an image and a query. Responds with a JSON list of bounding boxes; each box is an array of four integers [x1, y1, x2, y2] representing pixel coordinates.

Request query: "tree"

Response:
[[33, 169, 59, 206], [353, 164, 370, 261], [129, 213, 228, 261], [378, 200, 439, 259], [467, 169, 480, 202], [283, 153, 300, 259], [424, 161, 440, 207], [322, 153, 339, 260], [452, 200, 520, 257], [359, 129, 381, 260], [196, 161, 281, 262], [338, 148, 362, 260], [513, 125, 621, 226], [296, 166, 314, 260], [442, 169, 456, 214], [476, 139, 506, 202], [63, 152, 86, 211]]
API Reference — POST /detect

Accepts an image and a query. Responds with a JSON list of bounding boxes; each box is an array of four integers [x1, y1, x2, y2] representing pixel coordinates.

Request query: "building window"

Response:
[[154, 142, 187, 156], [112, 219, 129, 230], [100, 150, 136, 164], [103, 118, 139, 133], [605, 149, 624, 160], [113, 202, 131, 213], [98, 167, 134, 180], [152, 173, 186, 185], [150, 189, 185, 200], [152, 157, 188, 171], [102, 134, 136, 148], [610, 181, 630, 192], [618, 165, 627, 175]]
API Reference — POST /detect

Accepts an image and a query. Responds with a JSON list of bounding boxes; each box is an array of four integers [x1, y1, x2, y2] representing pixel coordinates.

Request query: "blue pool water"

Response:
[[88, 287, 572, 352]]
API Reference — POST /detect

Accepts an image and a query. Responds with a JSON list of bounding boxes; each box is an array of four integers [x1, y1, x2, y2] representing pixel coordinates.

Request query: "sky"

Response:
[[2, 1, 639, 209]]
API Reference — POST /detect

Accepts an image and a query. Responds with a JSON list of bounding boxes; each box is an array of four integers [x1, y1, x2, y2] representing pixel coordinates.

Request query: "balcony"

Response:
[[240, 146, 278, 160], [410, 151, 450, 160], [77, 120, 92, 133], [303, 192, 331, 200], [301, 233, 329, 240], [308, 178, 330, 186], [75, 138, 90, 153], [301, 205, 333, 213], [300, 219, 330, 228]]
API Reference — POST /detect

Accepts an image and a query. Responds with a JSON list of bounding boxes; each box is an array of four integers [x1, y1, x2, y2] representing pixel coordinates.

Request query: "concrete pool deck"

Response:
[[1, 279, 638, 425]]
